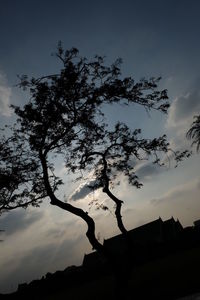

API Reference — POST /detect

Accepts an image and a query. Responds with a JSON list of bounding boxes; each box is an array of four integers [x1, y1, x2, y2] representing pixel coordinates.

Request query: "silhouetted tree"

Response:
[[187, 115, 200, 152], [2, 43, 171, 244], [0, 44, 189, 297]]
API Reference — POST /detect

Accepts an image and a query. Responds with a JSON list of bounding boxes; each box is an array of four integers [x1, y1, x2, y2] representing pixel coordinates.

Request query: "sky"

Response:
[[0, 0, 200, 293]]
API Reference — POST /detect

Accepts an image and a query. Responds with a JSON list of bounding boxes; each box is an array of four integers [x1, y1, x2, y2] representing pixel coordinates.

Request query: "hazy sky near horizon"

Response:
[[0, 0, 200, 293]]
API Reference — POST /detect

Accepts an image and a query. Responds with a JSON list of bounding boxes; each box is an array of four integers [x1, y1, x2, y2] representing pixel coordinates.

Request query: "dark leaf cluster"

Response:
[[187, 115, 200, 152]]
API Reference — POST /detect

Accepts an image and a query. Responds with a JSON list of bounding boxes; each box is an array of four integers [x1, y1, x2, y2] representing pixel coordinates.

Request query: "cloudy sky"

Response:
[[1, 0, 200, 293]]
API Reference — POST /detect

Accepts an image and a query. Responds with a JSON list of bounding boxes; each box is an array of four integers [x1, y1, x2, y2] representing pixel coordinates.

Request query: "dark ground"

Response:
[[1, 245, 200, 300]]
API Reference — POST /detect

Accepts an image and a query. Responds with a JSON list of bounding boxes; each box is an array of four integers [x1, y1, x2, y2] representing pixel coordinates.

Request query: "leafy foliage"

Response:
[[0, 129, 61, 214], [187, 115, 200, 152]]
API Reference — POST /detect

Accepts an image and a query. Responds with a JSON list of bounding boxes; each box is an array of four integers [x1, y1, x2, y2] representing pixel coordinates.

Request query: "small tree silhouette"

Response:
[[187, 115, 200, 152]]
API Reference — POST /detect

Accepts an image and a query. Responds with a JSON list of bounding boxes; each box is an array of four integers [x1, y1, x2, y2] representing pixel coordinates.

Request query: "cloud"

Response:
[[165, 81, 200, 151], [0, 209, 44, 236], [0, 72, 12, 116], [69, 180, 98, 201], [167, 88, 200, 128], [70, 160, 167, 201], [150, 178, 200, 207], [135, 161, 164, 181]]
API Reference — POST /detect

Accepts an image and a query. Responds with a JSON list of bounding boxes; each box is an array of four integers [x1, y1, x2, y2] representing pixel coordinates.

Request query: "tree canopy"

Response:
[[0, 131, 44, 212], [0, 44, 189, 253]]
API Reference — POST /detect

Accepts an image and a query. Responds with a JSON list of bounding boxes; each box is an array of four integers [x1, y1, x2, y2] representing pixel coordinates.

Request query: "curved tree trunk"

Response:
[[103, 185, 127, 235], [40, 152, 105, 253], [102, 155, 128, 235], [40, 151, 131, 299], [102, 176, 135, 292]]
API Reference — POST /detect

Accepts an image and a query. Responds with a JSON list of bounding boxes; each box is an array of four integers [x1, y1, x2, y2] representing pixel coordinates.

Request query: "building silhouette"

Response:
[[3, 216, 200, 298], [83, 216, 199, 268]]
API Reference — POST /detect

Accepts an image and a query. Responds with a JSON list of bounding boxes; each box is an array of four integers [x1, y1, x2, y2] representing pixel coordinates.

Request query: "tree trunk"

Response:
[[103, 186, 127, 234], [40, 152, 130, 297]]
